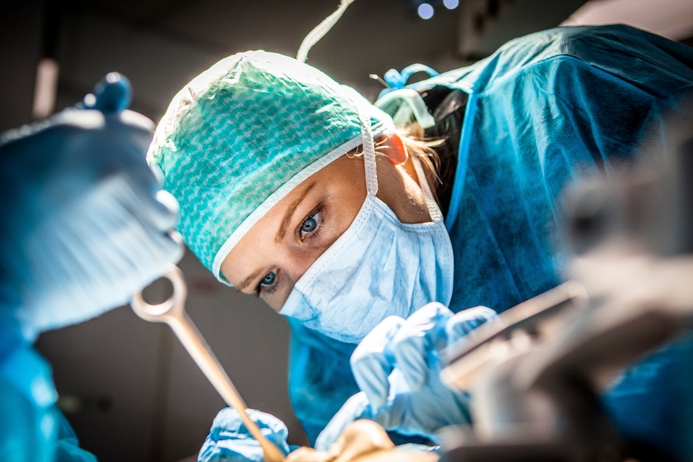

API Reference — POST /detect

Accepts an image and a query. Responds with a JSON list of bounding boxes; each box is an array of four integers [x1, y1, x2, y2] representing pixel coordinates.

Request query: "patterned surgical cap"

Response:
[[148, 51, 393, 282]]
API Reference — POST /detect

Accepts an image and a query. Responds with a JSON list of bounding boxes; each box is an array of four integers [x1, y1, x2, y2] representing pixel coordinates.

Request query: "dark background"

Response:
[[1, 1, 691, 461]]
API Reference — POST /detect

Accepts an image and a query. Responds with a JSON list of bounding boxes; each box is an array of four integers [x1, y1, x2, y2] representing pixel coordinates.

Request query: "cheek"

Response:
[[264, 293, 286, 312], [284, 246, 323, 278], [331, 192, 366, 238]]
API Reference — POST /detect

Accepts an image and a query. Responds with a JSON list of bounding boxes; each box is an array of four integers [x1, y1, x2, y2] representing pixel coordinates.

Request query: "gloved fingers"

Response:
[[391, 303, 453, 391], [246, 410, 291, 451], [16, 179, 184, 336], [127, 186, 180, 233], [208, 408, 291, 461], [201, 408, 288, 462], [210, 408, 289, 443], [87, 73, 132, 113], [96, 173, 179, 243], [88, 178, 182, 270], [351, 317, 404, 407], [315, 392, 371, 452], [445, 306, 497, 345], [63, 108, 170, 231]]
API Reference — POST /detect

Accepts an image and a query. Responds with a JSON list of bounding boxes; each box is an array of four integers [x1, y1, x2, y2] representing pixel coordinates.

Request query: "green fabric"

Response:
[[148, 51, 392, 276]]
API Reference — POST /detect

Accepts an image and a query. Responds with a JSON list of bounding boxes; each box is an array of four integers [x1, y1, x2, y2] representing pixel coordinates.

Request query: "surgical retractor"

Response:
[[131, 264, 285, 462]]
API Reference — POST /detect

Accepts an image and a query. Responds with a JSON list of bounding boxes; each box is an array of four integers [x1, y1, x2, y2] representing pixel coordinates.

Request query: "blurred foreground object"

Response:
[[0, 73, 182, 461], [440, 116, 693, 462], [0, 72, 183, 340]]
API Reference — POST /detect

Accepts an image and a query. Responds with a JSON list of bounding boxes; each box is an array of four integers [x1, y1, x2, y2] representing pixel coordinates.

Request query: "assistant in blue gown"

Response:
[[0, 74, 182, 461], [286, 25, 693, 458]]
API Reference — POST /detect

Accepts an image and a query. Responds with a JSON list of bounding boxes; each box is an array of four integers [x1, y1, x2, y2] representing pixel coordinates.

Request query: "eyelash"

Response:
[[254, 281, 278, 298], [299, 208, 323, 241], [254, 206, 324, 297]]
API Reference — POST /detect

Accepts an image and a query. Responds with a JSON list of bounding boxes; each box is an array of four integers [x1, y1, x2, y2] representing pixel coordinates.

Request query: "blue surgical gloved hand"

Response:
[[315, 303, 496, 450], [0, 72, 183, 340], [198, 408, 293, 462]]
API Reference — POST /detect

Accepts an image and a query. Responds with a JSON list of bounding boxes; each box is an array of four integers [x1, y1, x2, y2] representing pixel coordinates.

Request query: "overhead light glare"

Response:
[[444, 0, 459, 9], [32, 58, 59, 120], [418, 3, 434, 19]]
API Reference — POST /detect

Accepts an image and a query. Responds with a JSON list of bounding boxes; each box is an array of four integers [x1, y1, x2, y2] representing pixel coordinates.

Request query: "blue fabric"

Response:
[[435, 25, 693, 313], [0, 74, 181, 460], [286, 25, 693, 454], [431, 26, 693, 459], [53, 409, 97, 462], [0, 316, 56, 462], [602, 332, 693, 460], [0, 324, 95, 462], [287, 318, 359, 443], [198, 408, 294, 462], [0, 73, 182, 340]]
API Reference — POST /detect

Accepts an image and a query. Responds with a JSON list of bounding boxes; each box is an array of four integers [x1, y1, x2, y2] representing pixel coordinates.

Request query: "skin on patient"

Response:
[[286, 420, 438, 462], [221, 133, 433, 310]]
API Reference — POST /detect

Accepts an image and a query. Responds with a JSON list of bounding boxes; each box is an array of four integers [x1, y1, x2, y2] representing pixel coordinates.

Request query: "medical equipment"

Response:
[[130, 265, 285, 462], [438, 119, 693, 462]]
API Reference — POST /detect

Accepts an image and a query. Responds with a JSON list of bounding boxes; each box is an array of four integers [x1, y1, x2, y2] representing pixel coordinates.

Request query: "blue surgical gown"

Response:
[[0, 296, 96, 462], [286, 24, 693, 458]]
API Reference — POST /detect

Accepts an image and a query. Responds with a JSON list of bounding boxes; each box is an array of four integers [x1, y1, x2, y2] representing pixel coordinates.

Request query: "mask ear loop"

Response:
[[410, 153, 443, 222], [357, 106, 378, 196], [357, 106, 441, 222]]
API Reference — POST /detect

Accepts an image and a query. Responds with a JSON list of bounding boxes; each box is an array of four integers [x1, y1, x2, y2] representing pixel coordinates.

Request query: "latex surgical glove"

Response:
[[0, 73, 183, 339], [198, 408, 293, 462], [315, 303, 496, 450]]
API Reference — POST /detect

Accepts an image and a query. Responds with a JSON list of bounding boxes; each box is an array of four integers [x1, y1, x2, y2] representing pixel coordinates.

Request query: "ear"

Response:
[[382, 133, 408, 165]]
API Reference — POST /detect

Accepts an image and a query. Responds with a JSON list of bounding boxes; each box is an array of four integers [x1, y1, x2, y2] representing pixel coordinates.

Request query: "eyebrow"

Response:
[[236, 267, 265, 292], [235, 181, 317, 293], [275, 181, 316, 243]]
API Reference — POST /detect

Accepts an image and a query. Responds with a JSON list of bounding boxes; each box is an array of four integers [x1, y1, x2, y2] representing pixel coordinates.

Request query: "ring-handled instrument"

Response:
[[131, 264, 285, 462]]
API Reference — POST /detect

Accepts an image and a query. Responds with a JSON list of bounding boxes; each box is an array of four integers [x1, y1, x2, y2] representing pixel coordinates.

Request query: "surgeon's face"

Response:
[[221, 134, 432, 311]]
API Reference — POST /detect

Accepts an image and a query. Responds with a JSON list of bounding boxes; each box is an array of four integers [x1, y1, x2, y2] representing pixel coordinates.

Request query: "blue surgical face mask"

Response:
[[279, 108, 454, 344]]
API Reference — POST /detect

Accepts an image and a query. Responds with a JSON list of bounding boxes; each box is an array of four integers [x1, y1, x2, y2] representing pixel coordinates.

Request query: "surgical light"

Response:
[[418, 3, 434, 19], [443, 0, 459, 9]]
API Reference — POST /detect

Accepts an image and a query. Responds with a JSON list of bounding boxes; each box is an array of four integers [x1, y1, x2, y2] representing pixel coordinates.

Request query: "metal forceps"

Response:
[[131, 264, 285, 462]]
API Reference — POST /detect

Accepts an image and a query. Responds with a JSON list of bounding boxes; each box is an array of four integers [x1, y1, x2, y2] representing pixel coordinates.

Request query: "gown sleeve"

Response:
[[0, 336, 97, 462], [446, 25, 693, 315], [52, 409, 98, 462], [286, 318, 359, 444], [443, 25, 693, 459]]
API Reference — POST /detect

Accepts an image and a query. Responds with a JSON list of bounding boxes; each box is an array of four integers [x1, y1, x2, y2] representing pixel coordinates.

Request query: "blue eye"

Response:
[[261, 271, 276, 286], [301, 215, 317, 233]]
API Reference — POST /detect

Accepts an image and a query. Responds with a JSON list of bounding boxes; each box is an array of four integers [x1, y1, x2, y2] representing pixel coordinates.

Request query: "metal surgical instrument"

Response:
[[131, 264, 285, 462]]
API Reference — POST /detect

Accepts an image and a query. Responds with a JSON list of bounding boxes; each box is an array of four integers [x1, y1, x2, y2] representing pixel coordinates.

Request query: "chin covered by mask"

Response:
[[279, 109, 454, 344]]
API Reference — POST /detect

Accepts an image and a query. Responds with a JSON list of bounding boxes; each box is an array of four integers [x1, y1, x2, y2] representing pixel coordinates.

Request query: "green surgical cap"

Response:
[[147, 51, 394, 282]]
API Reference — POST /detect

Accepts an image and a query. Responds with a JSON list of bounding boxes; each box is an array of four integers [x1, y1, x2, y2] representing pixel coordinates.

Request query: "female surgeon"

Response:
[[147, 24, 693, 461]]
